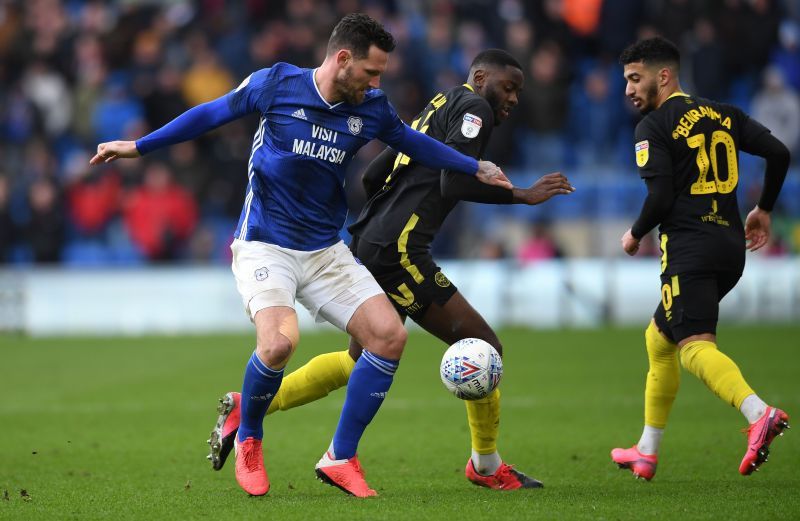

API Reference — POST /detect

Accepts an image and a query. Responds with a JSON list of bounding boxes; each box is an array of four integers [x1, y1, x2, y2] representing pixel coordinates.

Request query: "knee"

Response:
[[256, 335, 295, 368], [371, 321, 407, 360]]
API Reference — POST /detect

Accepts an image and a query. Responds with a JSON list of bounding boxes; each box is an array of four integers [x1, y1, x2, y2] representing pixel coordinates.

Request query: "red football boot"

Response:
[[611, 445, 658, 481], [739, 406, 790, 475], [465, 459, 543, 490], [234, 436, 269, 496], [315, 451, 377, 498]]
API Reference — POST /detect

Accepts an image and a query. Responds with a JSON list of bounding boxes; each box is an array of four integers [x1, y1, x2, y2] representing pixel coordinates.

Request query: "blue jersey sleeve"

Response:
[[377, 97, 478, 175], [135, 68, 276, 155], [226, 68, 277, 115], [391, 124, 479, 175]]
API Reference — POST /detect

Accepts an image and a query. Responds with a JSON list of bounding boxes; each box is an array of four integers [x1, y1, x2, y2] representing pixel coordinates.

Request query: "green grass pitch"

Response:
[[2, 326, 798, 520]]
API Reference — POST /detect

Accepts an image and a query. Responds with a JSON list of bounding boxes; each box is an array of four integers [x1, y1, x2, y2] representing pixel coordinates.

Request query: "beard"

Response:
[[484, 85, 505, 125], [639, 81, 659, 115], [334, 67, 366, 105]]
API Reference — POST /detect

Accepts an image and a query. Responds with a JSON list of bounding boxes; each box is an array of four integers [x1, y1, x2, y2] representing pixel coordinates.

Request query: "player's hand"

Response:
[[621, 228, 640, 256], [89, 140, 141, 165], [513, 172, 575, 205], [476, 160, 513, 189], [744, 205, 771, 252]]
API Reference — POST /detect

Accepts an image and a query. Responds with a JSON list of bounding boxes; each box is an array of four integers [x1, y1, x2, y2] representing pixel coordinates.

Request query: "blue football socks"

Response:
[[238, 350, 284, 442], [331, 349, 399, 460]]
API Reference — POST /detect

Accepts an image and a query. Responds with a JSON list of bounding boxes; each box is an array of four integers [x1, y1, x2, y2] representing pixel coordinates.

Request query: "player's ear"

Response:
[[336, 49, 352, 67], [658, 67, 671, 86], [473, 69, 486, 88]]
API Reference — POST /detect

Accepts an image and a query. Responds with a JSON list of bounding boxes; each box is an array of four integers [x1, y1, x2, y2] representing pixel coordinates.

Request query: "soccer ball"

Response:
[[440, 338, 503, 400]]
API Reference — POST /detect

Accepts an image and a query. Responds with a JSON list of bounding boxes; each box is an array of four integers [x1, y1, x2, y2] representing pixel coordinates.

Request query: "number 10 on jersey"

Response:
[[687, 130, 738, 195]]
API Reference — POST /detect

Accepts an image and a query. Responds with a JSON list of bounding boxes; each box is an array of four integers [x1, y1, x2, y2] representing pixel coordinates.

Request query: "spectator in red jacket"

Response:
[[67, 159, 122, 237], [123, 161, 198, 261]]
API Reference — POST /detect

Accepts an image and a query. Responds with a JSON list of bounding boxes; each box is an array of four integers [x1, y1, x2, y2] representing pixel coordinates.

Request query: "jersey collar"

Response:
[[311, 68, 344, 110], [463, 83, 475, 92], [666, 91, 689, 101]]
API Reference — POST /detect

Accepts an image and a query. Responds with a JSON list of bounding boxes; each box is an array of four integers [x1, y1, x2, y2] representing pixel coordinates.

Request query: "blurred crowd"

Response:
[[0, 0, 798, 265]]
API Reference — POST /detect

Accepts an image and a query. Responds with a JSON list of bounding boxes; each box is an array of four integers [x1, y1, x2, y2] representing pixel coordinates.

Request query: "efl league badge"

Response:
[[254, 267, 269, 281], [461, 113, 482, 138], [635, 140, 649, 167]]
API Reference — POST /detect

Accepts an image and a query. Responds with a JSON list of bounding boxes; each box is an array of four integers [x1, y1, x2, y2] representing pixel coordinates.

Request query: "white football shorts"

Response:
[[230, 239, 384, 331]]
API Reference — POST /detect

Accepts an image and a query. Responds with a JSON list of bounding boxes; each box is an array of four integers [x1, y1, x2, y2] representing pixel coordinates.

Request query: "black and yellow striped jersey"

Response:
[[634, 93, 771, 275], [348, 84, 500, 255]]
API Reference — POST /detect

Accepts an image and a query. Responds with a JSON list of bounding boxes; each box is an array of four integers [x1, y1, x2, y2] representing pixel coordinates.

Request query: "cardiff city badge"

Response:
[[348, 116, 363, 135]]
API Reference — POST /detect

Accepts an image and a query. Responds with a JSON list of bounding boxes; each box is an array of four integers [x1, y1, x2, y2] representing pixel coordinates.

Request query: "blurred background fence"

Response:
[[1, 258, 797, 335]]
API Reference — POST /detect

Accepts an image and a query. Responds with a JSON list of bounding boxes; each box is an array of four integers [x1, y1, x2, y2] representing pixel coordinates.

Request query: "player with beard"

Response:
[[91, 14, 513, 498], [610, 37, 790, 481], [208, 49, 575, 490]]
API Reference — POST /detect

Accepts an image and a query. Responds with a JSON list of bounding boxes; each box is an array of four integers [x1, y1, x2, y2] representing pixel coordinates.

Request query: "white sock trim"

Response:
[[471, 450, 502, 476], [740, 394, 768, 424], [316, 442, 349, 467], [637, 425, 664, 455]]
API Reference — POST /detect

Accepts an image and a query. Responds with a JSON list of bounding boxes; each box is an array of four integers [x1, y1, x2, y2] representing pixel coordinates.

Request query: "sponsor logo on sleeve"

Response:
[[461, 113, 482, 138], [635, 140, 649, 167]]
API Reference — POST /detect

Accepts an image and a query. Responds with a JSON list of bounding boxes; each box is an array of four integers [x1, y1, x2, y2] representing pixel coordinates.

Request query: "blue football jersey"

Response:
[[225, 63, 406, 251]]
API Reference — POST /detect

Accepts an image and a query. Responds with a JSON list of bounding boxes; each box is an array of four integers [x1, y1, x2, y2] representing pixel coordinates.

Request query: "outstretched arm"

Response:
[[441, 171, 573, 204], [390, 124, 512, 189], [511, 172, 575, 204], [90, 95, 240, 164]]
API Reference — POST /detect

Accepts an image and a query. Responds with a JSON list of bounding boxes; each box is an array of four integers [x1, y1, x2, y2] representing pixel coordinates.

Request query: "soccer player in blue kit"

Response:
[[90, 13, 511, 498]]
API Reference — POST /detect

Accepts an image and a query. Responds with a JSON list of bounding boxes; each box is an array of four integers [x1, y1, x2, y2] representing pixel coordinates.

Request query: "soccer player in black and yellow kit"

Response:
[[346, 49, 573, 489], [207, 49, 574, 490], [610, 37, 790, 481]]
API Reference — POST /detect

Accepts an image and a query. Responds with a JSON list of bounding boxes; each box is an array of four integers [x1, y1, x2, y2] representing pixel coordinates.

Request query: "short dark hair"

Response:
[[619, 36, 680, 71], [327, 13, 396, 59], [470, 49, 522, 72]]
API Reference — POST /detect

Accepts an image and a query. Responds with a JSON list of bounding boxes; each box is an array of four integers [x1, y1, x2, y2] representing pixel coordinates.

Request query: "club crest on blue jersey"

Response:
[[348, 116, 363, 135]]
